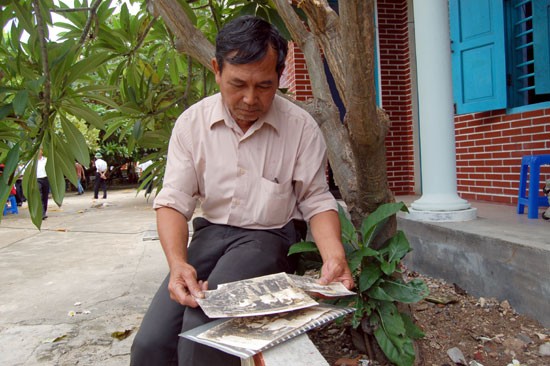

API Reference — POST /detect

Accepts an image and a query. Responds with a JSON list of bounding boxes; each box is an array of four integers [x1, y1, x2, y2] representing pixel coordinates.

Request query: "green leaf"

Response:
[[380, 230, 411, 264], [379, 279, 429, 303], [359, 262, 382, 292], [177, 0, 197, 25], [168, 56, 179, 85], [360, 202, 408, 247], [119, 3, 130, 33], [377, 301, 406, 337], [61, 102, 104, 129], [22, 158, 43, 228], [0, 174, 12, 211], [338, 204, 358, 248], [13, 90, 29, 116], [372, 302, 417, 366], [367, 283, 396, 302], [0, 104, 14, 120], [348, 245, 378, 273], [288, 241, 318, 255], [45, 141, 66, 207], [60, 114, 90, 167], [401, 312, 425, 339], [54, 140, 78, 187], [12, 1, 34, 34], [374, 326, 415, 366], [64, 53, 113, 85], [380, 260, 396, 276], [2, 143, 20, 185]]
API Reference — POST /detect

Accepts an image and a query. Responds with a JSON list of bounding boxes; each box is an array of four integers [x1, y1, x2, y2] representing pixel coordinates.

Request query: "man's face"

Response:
[[212, 47, 281, 130]]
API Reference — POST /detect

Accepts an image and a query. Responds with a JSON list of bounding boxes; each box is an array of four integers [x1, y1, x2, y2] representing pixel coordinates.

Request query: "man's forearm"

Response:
[[156, 207, 190, 269], [309, 210, 346, 261], [309, 210, 354, 289]]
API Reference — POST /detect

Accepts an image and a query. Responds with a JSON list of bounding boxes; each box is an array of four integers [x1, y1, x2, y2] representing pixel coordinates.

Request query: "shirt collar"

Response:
[[208, 93, 281, 135]]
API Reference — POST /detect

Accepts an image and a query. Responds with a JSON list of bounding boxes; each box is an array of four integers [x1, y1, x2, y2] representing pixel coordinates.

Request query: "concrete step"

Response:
[[397, 197, 550, 327], [240, 334, 329, 366]]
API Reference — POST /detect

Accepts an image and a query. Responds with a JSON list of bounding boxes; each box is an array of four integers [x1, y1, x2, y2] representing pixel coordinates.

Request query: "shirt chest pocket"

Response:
[[253, 177, 294, 226]]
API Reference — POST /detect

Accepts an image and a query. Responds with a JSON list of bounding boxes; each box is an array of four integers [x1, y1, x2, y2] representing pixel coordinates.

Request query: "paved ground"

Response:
[[0, 189, 164, 366]]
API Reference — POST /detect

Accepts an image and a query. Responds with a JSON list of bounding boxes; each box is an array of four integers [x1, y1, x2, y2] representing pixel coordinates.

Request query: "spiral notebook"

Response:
[[180, 304, 354, 359]]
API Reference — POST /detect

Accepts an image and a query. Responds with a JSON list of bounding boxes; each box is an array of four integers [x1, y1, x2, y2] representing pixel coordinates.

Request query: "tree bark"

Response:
[[149, 0, 215, 71]]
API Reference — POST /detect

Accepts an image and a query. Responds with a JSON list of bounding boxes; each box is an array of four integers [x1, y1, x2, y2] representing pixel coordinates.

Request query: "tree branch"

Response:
[[51, 7, 91, 13], [293, 0, 347, 107], [78, 0, 102, 45], [31, 0, 51, 124], [150, 0, 215, 71], [272, 0, 333, 103], [127, 16, 158, 56]]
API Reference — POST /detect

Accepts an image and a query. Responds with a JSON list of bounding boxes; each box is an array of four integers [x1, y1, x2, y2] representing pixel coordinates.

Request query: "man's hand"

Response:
[[168, 261, 207, 307], [318, 256, 355, 290], [309, 210, 355, 290]]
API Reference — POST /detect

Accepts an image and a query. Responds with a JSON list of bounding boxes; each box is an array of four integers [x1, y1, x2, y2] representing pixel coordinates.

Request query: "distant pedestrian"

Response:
[[75, 161, 86, 195], [15, 164, 26, 206], [93, 153, 108, 199], [37, 148, 49, 219]]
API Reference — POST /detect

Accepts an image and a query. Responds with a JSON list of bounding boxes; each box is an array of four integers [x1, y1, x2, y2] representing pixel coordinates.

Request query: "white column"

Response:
[[409, 0, 476, 221]]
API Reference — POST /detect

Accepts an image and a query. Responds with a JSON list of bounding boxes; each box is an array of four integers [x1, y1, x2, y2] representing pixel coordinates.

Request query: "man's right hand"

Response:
[[167, 261, 207, 307]]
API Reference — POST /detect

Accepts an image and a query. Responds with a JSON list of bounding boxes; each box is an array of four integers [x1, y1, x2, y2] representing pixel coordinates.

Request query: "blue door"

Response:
[[450, 0, 507, 114]]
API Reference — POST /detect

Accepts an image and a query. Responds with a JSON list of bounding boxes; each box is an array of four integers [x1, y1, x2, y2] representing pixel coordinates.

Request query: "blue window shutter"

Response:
[[449, 0, 506, 114], [533, 0, 550, 94]]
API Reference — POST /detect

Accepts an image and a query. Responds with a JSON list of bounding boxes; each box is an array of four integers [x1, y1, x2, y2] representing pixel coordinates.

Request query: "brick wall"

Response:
[[455, 108, 550, 204], [282, 42, 313, 102], [377, 0, 415, 195]]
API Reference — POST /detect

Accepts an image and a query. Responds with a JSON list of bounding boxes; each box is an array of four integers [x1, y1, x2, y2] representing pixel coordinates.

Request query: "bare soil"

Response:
[[309, 272, 549, 366]]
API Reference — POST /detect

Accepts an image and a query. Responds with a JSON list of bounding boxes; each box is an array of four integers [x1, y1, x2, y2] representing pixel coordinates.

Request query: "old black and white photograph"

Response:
[[196, 272, 318, 318]]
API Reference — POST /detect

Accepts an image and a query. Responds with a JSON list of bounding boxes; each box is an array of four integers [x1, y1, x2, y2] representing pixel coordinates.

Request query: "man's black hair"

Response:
[[215, 15, 288, 77]]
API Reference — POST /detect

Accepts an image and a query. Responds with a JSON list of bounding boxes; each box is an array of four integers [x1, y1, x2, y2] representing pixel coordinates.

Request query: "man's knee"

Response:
[[130, 329, 177, 366]]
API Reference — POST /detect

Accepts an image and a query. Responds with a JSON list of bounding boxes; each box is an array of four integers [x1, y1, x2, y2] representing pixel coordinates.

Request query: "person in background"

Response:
[[75, 161, 86, 195], [93, 153, 108, 199], [37, 148, 49, 220], [130, 16, 354, 366], [15, 163, 26, 206], [137, 159, 154, 195]]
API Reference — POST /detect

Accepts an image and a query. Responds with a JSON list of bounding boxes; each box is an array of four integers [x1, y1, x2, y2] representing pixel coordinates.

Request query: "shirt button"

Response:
[[238, 168, 245, 176]]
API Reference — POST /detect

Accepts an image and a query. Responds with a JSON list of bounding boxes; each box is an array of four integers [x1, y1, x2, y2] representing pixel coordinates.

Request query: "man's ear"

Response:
[[212, 58, 221, 83]]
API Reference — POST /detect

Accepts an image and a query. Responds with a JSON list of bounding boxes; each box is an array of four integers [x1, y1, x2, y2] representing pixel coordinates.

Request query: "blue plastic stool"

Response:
[[3, 195, 18, 216], [517, 154, 550, 219]]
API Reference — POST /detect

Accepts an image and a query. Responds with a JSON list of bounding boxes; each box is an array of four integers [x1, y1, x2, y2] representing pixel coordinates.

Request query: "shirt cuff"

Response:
[[153, 186, 197, 221], [299, 192, 338, 222]]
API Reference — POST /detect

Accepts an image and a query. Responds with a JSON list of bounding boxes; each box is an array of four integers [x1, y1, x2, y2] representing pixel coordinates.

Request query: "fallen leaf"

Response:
[[111, 329, 133, 340], [43, 334, 68, 343], [426, 295, 458, 305]]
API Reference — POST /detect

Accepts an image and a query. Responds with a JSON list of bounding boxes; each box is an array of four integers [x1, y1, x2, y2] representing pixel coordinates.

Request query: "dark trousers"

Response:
[[15, 179, 25, 205], [130, 218, 305, 366], [93, 173, 107, 199], [37, 177, 49, 216]]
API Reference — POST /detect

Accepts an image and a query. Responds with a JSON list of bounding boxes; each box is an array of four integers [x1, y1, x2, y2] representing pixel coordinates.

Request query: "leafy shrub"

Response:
[[289, 202, 428, 366]]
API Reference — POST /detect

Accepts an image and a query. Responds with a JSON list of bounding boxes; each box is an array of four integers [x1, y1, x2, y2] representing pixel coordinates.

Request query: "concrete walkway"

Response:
[[0, 189, 164, 366]]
